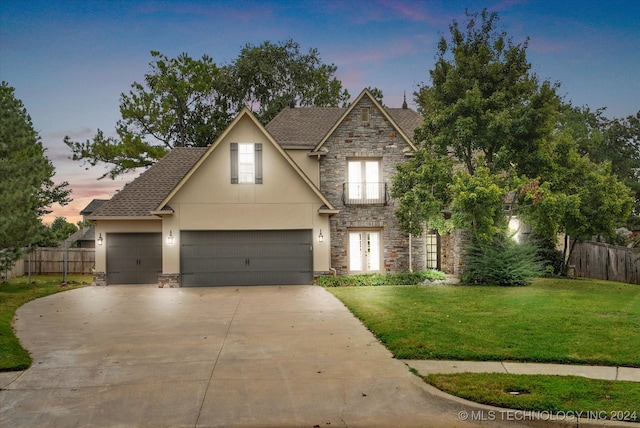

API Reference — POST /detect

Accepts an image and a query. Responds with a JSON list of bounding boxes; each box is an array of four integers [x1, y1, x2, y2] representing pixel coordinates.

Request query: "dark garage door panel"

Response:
[[107, 233, 162, 284], [181, 230, 313, 286]]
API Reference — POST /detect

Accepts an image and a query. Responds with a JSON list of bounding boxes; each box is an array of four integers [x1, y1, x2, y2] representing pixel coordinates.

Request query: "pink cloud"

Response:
[[374, 0, 456, 26], [528, 37, 577, 55]]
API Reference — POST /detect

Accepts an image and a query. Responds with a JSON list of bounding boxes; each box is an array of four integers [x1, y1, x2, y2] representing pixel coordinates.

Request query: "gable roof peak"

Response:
[[310, 87, 419, 152]]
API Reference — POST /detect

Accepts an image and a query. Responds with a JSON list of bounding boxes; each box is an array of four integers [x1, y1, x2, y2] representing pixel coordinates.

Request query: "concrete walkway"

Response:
[[403, 360, 640, 382]]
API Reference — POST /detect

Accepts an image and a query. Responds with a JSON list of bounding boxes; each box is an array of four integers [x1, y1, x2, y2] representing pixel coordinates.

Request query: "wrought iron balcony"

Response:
[[342, 182, 388, 205]]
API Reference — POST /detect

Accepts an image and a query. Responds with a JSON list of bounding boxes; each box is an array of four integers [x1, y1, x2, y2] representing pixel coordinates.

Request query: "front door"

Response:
[[349, 230, 381, 273]]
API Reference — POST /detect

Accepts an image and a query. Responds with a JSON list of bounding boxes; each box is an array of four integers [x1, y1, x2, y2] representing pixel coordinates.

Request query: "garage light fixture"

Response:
[[167, 230, 174, 245], [318, 229, 324, 243], [97, 233, 103, 246]]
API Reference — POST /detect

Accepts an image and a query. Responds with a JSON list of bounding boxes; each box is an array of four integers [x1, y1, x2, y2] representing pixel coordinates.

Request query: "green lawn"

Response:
[[0, 274, 90, 371], [427, 372, 640, 419], [328, 278, 640, 366], [327, 277, 640, 418]]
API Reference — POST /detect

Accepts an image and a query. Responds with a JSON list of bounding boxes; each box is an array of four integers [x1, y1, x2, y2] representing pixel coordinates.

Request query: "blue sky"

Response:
[[1, 0, 639, 224]]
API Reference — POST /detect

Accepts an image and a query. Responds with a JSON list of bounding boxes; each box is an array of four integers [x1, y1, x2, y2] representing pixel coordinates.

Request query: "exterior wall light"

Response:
[[97, 233, 103, 246], [167, 230, 174, 245], [318, 229, 324, 243]]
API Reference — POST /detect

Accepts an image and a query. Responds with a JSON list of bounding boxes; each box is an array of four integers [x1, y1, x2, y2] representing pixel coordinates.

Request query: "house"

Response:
[[89, 89, 460, 286], [68, 199, 107, 248]]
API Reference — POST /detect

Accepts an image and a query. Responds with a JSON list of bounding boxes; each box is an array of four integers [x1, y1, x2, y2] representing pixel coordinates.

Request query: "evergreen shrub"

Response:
[[461, 236, 543, 286]]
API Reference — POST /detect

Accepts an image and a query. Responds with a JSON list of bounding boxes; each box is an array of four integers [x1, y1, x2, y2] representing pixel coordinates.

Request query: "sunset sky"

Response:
[[1, 0, 639, 225]]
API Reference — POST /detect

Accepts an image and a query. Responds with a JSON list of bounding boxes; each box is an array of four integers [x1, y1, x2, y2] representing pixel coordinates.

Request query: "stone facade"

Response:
[[319, 97, 427, 275], [440, 230, 470, 275], [93, 271, 106, 286], [158, 273, 180, 288]]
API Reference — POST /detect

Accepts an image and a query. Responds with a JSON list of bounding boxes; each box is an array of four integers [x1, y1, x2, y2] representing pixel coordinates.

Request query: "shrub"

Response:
[[318, 270, 445, 287], [536, 247, 564, 276], [529, 234, 564, 276], [461, 236, 543, 286]]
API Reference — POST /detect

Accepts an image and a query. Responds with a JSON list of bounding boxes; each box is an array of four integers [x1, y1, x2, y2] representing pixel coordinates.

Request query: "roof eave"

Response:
[[88, 216, 161, 221]]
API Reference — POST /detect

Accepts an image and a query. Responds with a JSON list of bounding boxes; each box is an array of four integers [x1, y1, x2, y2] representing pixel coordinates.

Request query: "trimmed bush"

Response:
[[461, 236, 543, 286], [318, 270, 445, 287]]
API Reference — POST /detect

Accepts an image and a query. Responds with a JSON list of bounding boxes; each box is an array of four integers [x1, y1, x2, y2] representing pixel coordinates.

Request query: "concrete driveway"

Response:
[[1, 285, 497, 427]]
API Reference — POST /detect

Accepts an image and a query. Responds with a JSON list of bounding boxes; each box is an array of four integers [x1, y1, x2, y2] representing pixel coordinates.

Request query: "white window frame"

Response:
[[230, 142, 262, 184], [238, 143, 255, 184], [349, 229, 382, 273], [347, 159, 382, 203]]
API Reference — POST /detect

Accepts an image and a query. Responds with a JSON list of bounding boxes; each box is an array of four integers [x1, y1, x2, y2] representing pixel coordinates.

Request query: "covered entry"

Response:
[[180, 230, 313, 286], [106, 233, 162, 284]]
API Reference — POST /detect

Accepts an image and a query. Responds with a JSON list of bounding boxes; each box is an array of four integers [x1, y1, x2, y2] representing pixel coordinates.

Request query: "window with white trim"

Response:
[[230, 142, 263, 184], [346, 159, 383, 204], [238, 143, 254, 183], [349, 230, 381, 273]]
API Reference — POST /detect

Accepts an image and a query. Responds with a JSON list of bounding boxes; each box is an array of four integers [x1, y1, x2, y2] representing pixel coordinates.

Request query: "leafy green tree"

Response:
[[415, 9, 561, 177], [394, 10, 632, 279], [397, 9, 559, 242], [449, 166, 507, 243], [65, 51, 229, 178], [66, 40, 349, 179], [227, 40, 350, 124], [0, 82, 71, 271], [561, 106, 640, 225], [49, 217, 78, 243], [519, 129, 633, 271], [391, 149, 453, 236]]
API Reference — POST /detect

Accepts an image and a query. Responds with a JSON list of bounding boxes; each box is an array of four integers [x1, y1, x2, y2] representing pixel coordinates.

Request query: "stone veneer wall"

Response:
[[158, 273, 180, 288], [319, 98, 427, 275], [93, 271, 106, 286], [440, 229, 470, 275]]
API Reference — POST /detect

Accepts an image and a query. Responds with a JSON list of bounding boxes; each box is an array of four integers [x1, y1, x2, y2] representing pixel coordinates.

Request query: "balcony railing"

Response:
[[342, 182, 388, 205]]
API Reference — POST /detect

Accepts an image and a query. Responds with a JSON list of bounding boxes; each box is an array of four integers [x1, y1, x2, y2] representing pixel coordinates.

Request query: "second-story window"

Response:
[[230, 142, 263, 184], [238, 143, 255, 183], [345, 159, 383, 204]]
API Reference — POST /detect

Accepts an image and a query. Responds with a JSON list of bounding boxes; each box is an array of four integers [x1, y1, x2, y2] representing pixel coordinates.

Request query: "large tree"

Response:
[[392, 10, 632, 273], [0, 82, 71, 272], [66, 40, 349, 179], [226, 40, 350, 124], [565, 106, 640, 224], [415, 9, 561, 177]]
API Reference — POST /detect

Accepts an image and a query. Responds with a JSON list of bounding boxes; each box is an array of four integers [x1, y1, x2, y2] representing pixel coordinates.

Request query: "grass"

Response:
[[0, 274, 91, 371], [327, 278, 640, 366], [426, 373, 640, 420], [327, 277, 640, 418]]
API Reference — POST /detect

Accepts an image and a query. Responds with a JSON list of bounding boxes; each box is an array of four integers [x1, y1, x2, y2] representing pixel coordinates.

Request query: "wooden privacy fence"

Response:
[[22, 247, 95, 275], [569, 241, 640, 285]]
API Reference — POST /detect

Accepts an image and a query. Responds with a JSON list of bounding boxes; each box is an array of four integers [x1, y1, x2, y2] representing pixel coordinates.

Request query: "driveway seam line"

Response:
[[193, 288, 244, 428]]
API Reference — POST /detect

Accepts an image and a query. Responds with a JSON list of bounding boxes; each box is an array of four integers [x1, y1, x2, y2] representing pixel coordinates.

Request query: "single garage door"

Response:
[[106, 233, 162, 284], [181, 230, 313, 286]]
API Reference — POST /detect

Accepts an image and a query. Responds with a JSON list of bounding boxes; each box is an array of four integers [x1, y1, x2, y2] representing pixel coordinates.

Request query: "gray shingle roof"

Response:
[[90, 147, 208, 218], [266, 107, 346, 147], [386, 108, 424, 142], [265, 106, 423, 148], [79, 199, 108, 216], [90, 103, 424, 219]]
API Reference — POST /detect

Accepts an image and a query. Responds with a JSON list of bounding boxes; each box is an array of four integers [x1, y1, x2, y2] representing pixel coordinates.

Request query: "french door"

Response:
[[349, 230, 381, 273]]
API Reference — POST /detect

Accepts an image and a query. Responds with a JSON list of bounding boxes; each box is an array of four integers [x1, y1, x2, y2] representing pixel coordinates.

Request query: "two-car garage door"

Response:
[[180, 230, 313, 286]]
